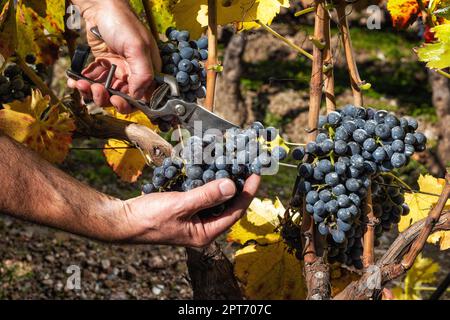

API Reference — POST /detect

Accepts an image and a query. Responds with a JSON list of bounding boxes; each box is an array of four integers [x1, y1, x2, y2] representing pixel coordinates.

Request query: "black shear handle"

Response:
[[66, 69, 181, 121]]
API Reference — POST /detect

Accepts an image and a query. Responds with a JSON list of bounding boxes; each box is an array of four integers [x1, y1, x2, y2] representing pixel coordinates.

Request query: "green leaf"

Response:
[[418, 24, 450, 69]]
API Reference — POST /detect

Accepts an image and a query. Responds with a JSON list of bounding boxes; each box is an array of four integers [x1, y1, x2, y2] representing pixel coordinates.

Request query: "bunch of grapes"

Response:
[[158, 28, 208, 103], [286, 105, 426, 268], [142, 122, 287, 216], [0, 54, 48, 109]]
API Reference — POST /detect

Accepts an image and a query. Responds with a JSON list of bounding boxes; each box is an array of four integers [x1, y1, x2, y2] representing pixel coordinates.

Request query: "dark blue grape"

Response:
[[292, 147, 305, 160], [347, 141, 361, 155], [325, 172, 339, 186], [176, 30, 190, 42], [326, 200, 339, 213], [318, 222, 329, 235], [299, 163, 314, 178], [216, 170, 230, 179], [306, 190, 319, 204], [404, 133, 416, 145], [353, 129, 368, 143], [319, 189, 332, 202], [327, 111, 341, 125], [331, 229, 346, 243], [332, 184, 346, 196], [374, 110, 388, 123], [408, 118, 418, 130], [142, 183, 155, 194], [199, 49, 208, 60], [375, 124, 391, 139], [391, 126, 405, 139], [372, 147, 386, 162], [364, 120, 377, 135], [345, 178, 361, 192], [391, 139, 405, 152], [334, 140, 348, 155], [391, 152, 407, 168], [363, 138, 377, 152]]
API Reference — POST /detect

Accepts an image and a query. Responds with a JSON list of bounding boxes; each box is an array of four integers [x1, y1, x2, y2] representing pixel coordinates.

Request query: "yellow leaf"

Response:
[[173, 0, 290, 38], [227, 197, 284, 245], [148, 0, 176, 34], [387, 0, 422, 28], [103, 109, 159, 182], [392, 254, 439, 300], [234, 242, 307, 299], [398, 174, 450, 250], [0, 90, 75, 163]]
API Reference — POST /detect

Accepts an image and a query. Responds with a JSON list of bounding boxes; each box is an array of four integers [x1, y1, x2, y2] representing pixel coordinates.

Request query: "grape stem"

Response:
[[436, 69, 450, 79], [294, 6, 316, 17], [384, 172, 414, 193], [255, 21, 313, 61]]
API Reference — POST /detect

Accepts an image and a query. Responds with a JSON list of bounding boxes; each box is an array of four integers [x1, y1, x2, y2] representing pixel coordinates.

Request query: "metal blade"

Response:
[[163, 99, 239, 135]]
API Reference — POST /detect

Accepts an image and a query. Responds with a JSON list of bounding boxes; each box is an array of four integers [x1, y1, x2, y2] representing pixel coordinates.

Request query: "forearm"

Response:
[[0, 134, 127, 242]]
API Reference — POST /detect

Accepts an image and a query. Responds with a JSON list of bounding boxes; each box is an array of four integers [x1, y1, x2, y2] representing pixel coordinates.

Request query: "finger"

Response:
[[179, 179, 237, 217], [91, 83, 110, 107], [110, 95, 133, 114], [200, 175, 261, 240]]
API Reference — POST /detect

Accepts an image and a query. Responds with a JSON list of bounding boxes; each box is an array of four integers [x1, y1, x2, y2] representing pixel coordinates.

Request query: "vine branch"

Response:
[[302, 0, 331, 300], [322, 8, 336, 112], [336, 2, 364, 107]]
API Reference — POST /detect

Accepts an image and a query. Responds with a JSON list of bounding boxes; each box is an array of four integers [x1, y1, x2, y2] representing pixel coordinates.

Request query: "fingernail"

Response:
[[219, 180, 236, 197], [133, 88, 145, 99]]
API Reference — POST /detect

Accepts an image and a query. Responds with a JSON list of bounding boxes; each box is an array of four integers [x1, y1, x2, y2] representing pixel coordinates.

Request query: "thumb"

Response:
[[180, 179, 237, 216]]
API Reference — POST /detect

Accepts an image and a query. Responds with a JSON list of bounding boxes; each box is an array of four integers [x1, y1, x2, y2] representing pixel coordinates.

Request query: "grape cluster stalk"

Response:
[[286, 105, 426, 269], [142, 122, 287, 216], [0, 54, 48, 108]]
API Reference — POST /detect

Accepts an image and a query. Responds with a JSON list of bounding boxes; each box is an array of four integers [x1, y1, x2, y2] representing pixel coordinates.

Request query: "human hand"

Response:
[[68, 0, 162, 113], [116, 176, 261, 247]]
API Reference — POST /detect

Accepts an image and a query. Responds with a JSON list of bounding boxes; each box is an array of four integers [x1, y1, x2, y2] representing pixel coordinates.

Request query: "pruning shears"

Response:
[[66, 27, 238, 136]]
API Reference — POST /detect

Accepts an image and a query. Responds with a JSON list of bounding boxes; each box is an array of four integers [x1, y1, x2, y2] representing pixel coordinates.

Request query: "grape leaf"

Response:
[[0, 90, 75, 163], [0, 0, 17, 59], [23, 0, 65, 32], [387, 0, 421, 28], [148, 0, 176, 34], [417, 23, 450, 69], [103, 109, 159, 183], [228, 197, 306, 299], [172, 0, 289, 38], [227, 197, 284, 245], [391, 254, 439, 300], [234, 242, 307, 300], [398, 174, 450, 250]]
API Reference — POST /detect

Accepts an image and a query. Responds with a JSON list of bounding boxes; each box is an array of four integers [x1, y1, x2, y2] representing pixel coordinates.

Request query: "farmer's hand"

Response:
[[120, 176, 261, 247], [0, 133, 261, 247], [68, 0, 161, 113]]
